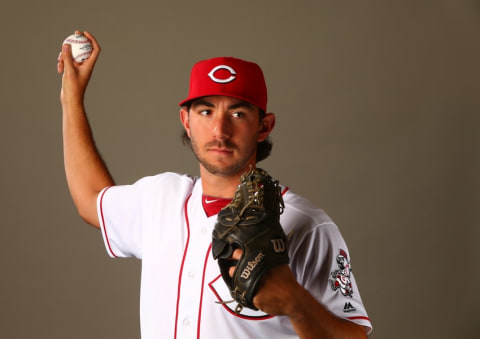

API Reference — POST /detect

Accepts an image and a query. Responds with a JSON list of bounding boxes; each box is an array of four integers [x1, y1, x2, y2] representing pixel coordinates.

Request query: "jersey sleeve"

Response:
[[97, 183, 143, 259], [96, 172, 194, 260], [288, 221, 373, 333]]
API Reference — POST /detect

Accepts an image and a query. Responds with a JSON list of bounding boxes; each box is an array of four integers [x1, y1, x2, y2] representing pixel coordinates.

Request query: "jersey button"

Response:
[[201, 227, 207, 234], [188, 271, 195, 279], [183, 318, 191, 327]]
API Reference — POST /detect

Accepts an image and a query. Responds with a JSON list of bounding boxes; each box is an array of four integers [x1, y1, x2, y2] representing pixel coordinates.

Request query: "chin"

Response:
[[202, 160, 249, 177]]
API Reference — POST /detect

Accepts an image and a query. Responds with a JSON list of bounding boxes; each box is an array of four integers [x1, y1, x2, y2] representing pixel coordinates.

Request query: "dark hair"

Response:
[[180, 105, 273, 163]]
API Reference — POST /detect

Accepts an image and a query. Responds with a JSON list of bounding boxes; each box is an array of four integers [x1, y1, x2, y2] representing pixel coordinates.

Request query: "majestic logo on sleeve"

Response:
[[343, 301, 356, 313], [329, 250, 354, 297]]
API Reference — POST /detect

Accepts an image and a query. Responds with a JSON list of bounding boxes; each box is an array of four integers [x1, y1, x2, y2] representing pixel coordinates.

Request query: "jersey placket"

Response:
[[175, 189, 216, 339]]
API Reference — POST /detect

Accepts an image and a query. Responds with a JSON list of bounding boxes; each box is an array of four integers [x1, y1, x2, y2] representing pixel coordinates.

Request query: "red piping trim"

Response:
[[99, 186, 117, 258], [174, 193, 192, 339], [208, 275, 274, 321], [281, 186, 289, 195], [196, 243, 212, 339], [347, 316, 371, 322]]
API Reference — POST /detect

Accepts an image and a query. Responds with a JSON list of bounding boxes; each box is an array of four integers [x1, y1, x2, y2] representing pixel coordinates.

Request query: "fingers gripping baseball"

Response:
[[58, 30, 101, 106], [57, 30, 83, 74]]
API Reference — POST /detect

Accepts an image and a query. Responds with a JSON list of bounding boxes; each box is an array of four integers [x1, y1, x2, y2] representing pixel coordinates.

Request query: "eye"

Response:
[[232, 111, 245, 118], [199, 109, 211, 116]]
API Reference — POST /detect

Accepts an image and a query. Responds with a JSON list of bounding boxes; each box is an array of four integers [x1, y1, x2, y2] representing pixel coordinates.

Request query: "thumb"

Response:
[[61, 44, 74, 71]]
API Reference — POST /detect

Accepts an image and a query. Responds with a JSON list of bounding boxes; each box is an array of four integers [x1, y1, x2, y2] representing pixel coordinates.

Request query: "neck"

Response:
[[200, 163, 255, 199]]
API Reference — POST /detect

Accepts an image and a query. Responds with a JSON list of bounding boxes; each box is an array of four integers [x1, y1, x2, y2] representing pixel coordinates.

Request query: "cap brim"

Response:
[[179, 93, 265, 112]]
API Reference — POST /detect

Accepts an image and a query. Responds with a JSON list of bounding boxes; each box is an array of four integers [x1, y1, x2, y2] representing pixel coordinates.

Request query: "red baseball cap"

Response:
[[179, 57, 268, 111]]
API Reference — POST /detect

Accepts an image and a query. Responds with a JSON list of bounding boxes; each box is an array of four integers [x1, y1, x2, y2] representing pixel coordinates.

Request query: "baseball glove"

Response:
[[212, 167, 289, 313]]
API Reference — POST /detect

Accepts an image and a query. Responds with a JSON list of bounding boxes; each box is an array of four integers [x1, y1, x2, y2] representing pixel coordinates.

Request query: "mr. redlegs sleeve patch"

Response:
[[329, 249, 354, 297]]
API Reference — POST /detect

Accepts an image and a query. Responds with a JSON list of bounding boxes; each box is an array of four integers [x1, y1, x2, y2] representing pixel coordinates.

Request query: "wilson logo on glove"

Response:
[[240, 252, 265, 279], [271, 239, 286, 253]]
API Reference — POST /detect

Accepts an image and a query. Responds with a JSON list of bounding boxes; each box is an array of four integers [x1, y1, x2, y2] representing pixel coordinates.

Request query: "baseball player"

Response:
[[58, 31, 372, 338]]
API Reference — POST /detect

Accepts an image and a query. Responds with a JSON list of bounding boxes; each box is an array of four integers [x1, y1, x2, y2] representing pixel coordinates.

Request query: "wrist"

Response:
[[284, 282, 311, 321], [60, 84, 86, 107], [61, 96, 85, 112]]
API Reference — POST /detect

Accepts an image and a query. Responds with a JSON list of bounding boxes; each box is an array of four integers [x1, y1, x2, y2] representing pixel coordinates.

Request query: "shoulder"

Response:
[[281, 189, 338, 235], [104, 172, 197, 202], [280, 188, 348, 258], [131, 172, 196, 191], [280, 189, 352, 280]]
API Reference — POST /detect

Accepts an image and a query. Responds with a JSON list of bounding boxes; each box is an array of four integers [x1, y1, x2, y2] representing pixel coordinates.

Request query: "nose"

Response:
[[212, 114, 232, 141]]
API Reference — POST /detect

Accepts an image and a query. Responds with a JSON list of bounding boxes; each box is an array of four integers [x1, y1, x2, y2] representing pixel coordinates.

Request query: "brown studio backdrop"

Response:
[[0, 1, 478, 338]]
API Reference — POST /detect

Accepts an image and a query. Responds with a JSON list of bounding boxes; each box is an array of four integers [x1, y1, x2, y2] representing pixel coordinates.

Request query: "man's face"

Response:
[[181, 96, 269, 177]]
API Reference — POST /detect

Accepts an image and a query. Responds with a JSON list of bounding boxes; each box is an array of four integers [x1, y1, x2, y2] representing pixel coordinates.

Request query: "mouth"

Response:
[[208, 148, 234, 154]]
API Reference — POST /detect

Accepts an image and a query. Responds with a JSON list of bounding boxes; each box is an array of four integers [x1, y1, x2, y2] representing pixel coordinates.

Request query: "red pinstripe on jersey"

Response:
[[196, 243, 212, 338], [174, 194, 192, 339]]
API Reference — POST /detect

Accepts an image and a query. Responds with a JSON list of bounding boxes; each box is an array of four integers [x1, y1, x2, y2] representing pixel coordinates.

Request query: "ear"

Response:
[[258, 112, 276, 142], [180, 107, 191, 138]]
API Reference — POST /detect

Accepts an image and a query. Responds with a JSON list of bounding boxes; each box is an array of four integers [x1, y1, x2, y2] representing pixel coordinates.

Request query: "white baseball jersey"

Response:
[[97, 172, 372, 338]]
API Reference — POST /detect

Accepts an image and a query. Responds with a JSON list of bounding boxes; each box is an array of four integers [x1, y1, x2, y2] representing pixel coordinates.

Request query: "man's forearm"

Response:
[[58, 31, 110, 228], [62, 102, 114, 227], [288, 286, 367, 339]]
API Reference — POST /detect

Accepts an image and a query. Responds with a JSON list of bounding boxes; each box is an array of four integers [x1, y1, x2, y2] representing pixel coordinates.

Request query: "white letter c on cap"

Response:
[[208, 65, 236, 83]]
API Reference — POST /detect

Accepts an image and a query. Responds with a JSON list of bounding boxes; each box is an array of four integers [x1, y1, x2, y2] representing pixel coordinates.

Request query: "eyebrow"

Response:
[[228, 102, 254, 110], [191, 99, 215, 108], [191, 99, 254, 111]]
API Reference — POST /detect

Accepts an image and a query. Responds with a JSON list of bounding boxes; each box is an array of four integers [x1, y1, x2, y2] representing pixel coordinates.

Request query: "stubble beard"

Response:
[[190, 135, 256, 177]]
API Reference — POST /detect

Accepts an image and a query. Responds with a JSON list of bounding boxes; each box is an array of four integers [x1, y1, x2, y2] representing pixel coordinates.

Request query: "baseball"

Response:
[[63, 34, 92, 63]]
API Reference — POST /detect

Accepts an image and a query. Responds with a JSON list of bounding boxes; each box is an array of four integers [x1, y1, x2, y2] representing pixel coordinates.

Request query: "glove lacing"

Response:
[[226, 167, 284, 225]]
